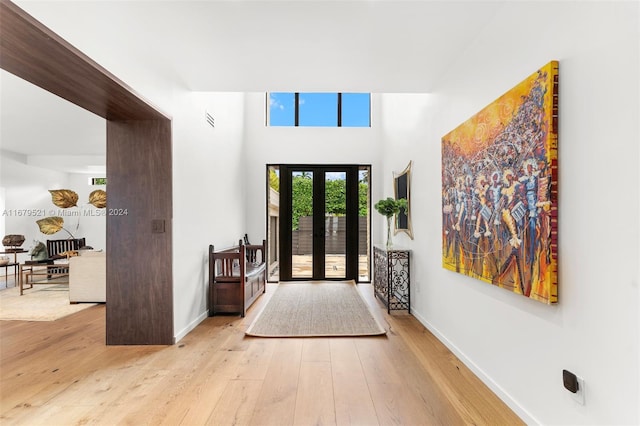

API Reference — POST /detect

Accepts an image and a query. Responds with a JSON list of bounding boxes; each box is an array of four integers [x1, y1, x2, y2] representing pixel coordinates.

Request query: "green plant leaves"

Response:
[[375, 197, 407, 217]]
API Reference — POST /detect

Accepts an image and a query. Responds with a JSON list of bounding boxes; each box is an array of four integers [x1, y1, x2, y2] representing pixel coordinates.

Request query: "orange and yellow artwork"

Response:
[[441, 61, 558, 304]]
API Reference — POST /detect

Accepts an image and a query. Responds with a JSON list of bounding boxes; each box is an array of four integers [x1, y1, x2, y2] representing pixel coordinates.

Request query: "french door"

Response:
[[278, 165, 366, 282]]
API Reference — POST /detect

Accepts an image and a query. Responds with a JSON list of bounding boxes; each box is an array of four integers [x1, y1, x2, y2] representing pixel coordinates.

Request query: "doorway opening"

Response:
[[266, 164, 370, 282]]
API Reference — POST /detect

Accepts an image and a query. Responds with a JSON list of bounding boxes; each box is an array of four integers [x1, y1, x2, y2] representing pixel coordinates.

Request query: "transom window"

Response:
[[90, 177, 107, 185], [268, 92, 370, 127]]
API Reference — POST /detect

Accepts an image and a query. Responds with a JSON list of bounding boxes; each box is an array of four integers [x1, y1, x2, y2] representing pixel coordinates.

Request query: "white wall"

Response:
[[0, 151, 69, 259], [66, 173, 106, 250], [0, 187, 5, 242], [243, 92, 386, 244], [380, 2, 639, 424], [0, 159, 106, 254], [171, 91, 247, 341]]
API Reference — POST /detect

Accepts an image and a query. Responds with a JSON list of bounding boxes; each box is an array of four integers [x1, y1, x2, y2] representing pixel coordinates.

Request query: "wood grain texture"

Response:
[[107, 119, 173, 344], [1, 0, 174, 345], [0, 284, 524, 425], [294, 361, 336, 425], [330, 339, 380, 425], [249, 338, 303, 426]]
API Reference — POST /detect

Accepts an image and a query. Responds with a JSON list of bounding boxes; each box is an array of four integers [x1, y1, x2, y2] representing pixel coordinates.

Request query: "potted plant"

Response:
[[374, 197, 407, 249]]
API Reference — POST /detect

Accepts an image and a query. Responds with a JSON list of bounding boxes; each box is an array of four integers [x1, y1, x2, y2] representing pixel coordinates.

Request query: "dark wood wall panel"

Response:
[[1, 0, 175, 345], [106, 120, 173, 345]]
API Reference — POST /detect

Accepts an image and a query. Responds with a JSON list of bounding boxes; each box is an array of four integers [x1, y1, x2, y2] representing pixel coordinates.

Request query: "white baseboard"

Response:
[[174, 310, 208, 343], [410, 309, 539, 425]]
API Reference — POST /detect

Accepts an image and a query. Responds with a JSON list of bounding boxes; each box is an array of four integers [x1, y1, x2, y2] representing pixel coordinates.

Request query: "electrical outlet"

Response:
[[570, 376, 585, 405], [563, 370, 585, 405]]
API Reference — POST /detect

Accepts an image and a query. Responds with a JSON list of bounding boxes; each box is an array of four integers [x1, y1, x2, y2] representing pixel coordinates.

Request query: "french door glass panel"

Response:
[[279, 165, 369, 282], [291, 170, 313, 278], [325, 171, 346, 278]]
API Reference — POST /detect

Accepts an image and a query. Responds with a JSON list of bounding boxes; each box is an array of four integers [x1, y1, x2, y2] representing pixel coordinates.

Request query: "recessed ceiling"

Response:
[[1, 68, 106, 176], [0, 70, 106, 157]]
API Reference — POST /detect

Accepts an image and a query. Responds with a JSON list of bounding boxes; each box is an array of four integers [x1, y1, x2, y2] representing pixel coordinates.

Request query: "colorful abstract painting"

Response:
[[441, 61, 558, 304]]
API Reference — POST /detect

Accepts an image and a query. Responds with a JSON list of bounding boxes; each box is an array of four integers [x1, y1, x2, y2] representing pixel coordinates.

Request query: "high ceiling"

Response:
[[1, 1, 506, 161], [0, 70, 106, 157]]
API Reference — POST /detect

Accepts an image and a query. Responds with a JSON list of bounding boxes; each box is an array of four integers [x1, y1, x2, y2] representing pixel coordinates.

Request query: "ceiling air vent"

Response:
[[205, 111, 215, 128]]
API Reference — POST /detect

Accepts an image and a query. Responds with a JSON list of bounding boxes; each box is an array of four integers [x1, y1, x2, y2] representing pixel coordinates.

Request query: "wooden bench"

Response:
[[47, 238, 87, 259], [22, 238, 87, 282], [209, 239, 266, 317]]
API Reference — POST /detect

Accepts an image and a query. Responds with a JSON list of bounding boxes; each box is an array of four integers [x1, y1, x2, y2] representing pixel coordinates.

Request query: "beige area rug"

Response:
[[246, 281, 386, 337], [0, 284, 96, 321]]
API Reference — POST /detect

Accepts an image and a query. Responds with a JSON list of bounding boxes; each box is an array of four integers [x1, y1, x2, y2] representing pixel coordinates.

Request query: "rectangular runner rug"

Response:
[[245, 280, 386, 337]]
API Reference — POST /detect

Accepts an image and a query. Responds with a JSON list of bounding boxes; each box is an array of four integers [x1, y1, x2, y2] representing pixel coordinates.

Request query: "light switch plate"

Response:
[[152, 219, 165, 233]]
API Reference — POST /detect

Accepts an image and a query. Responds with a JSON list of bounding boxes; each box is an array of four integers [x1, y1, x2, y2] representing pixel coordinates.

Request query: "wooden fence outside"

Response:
[[292, 216, 368, 255]]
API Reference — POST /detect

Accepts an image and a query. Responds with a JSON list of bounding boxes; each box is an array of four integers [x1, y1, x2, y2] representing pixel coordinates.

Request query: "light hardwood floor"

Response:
[[0, 283, 523, 425]]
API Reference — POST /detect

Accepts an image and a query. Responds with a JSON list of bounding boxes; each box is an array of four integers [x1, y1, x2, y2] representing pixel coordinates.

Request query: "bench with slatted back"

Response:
[[22, 238, 86, 282], [208, 239, 266, 317], [45, 238, 86, 275], [47, 238, 86, 259]]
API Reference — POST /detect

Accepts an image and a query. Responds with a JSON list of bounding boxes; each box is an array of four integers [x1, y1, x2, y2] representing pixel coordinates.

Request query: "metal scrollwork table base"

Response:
[[373, 245, 410, 314]]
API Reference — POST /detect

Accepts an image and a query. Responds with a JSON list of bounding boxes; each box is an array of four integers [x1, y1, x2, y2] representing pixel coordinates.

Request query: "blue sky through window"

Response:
[[269, 93, 295, 126], [299, 93, 337, 127], [268, 92, 370, 127], [342, 93, 370, 127]]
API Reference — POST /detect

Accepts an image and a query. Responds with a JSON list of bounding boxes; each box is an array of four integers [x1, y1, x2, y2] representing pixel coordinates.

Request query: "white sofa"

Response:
[[69, 250, 105, 303]]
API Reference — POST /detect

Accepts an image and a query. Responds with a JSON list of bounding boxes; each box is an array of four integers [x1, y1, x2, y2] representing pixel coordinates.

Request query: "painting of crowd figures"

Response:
[[441, 61, 558, 304]]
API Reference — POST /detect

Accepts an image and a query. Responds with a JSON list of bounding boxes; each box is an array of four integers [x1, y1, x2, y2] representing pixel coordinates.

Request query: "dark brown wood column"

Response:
[[1, 0, 174, 344], [106, 120, 173, 344]]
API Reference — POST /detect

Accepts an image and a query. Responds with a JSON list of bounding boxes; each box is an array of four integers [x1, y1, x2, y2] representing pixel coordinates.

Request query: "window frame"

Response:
[[267, 92, 370, 128]]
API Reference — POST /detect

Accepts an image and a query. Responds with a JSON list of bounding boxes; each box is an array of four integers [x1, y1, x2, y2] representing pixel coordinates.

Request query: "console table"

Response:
[[373, 245, 411, 314]]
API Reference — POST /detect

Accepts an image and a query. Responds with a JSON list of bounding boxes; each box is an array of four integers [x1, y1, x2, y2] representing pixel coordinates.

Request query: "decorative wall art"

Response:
[[441, 61, 558, 304], [394, 161, 413, 239]]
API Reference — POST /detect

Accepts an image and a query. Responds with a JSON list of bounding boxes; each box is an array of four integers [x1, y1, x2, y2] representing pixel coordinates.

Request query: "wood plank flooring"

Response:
[[0, 283, 524, 425]]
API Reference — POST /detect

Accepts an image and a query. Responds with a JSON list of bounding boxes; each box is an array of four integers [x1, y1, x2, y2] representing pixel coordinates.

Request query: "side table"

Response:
[[373, 245, 411, 314], [0, 249, 28, 264], [0, 249, 28, 287]]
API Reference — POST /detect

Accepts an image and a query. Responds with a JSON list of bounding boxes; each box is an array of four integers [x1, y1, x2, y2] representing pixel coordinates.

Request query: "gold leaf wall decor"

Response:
[[49, 189, 78, 208], [88, 190, 107, 208], [36, 217, 64, 235]]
